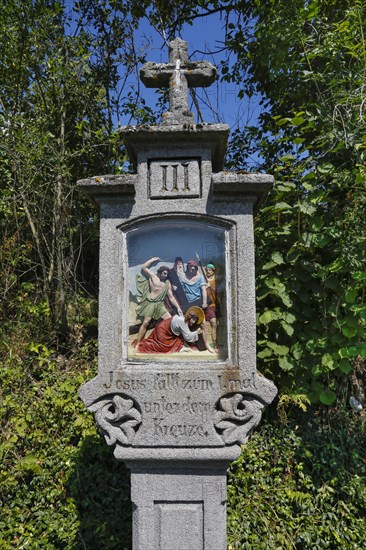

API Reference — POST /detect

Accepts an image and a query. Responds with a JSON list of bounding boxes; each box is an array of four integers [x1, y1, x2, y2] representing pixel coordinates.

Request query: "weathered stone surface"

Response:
[[78, 37, 277, 550], [119, 123, 229, 172], [129, 465, 227, 550], [148, 157, 201, 199], [77, 173, 137, 198], [212, 171, 274, 211], [140, 37, 217, 125], [80, 368, 276, 452]]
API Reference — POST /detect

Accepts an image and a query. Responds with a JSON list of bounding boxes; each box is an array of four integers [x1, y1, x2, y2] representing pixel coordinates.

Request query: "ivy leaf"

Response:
[[291, 116, 305, 126], [311, 364, 323, 377], [258, 310, 277, 324], [17, 454, 42, 475], [314, 234, 331, 248], [258, 348, 273, 359], [262, 252, 284, 270], [317, 163, 334, 174], [299, 202, 317, 216], [267, 342, 290, 355], [341, 326, 357, 339], [273, 201, 293, 212], [345, 288, 357, 303], [272, 251, 284, 264]]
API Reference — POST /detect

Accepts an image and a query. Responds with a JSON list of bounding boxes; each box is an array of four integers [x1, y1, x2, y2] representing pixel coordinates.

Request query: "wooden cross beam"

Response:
[[140, 38, 217, 125]]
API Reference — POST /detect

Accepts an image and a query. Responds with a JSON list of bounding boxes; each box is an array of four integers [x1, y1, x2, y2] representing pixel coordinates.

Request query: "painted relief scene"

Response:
[[127, 220, 228, 360]]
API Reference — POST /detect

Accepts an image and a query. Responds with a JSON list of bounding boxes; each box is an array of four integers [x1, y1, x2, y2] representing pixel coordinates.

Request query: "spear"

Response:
[[195, 251, 208, 282]]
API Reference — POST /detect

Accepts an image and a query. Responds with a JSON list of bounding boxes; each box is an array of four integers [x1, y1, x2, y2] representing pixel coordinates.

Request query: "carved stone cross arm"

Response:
[[140, 37, 216, 125], [140, 59, 217, 87]]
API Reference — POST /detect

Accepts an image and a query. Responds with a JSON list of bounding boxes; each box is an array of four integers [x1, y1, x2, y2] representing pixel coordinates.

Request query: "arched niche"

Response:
[[122, 217, 231, 362]]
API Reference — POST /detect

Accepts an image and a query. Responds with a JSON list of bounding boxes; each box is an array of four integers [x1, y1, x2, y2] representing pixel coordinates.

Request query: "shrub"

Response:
[[227, 410, 366, 549]]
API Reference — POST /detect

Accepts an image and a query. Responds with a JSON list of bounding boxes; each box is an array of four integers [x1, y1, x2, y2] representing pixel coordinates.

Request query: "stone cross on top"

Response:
[[140, 37, 216, 125]]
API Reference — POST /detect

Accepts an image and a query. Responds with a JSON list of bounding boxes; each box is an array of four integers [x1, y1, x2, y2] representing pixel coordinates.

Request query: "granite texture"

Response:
[[80, 369, 277, 451], [140, 37, 216, 126], [119, 123, 230, 173], [129, 465, 227, 550], [78, 37, 277, 550]]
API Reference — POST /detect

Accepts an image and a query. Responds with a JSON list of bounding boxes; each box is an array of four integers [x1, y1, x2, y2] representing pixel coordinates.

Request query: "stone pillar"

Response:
[[128, 462, 228, 550], [78, 38, 277, 550]]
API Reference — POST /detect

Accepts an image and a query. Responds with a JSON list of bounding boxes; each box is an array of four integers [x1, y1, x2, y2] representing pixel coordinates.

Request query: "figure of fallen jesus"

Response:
[[134, 306, 215, 354]]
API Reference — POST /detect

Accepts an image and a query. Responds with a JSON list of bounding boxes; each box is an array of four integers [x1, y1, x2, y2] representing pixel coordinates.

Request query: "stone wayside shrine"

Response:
[[78, 38, 277, 550]]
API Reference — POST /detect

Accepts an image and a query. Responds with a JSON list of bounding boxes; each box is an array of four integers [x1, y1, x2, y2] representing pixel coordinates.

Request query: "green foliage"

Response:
[[0, 0, 157, 339], [2, 0, 366, 546], [3, 307, 366, 549], [145, 0, 366, 403], [0, 304, 132, 549], [227, 413, 366, 549], [219, 0, 366, 403]]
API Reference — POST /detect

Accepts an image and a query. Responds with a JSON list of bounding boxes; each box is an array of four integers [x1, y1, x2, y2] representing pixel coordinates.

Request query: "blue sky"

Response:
[[133, 12, 262, 132], [64, 2, 263, 166]]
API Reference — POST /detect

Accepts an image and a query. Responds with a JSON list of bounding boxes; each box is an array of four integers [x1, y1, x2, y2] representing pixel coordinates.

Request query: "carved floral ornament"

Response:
[[88, 391, 265, 448], [214, 393, 265, 445], [88, 394, 142, 446]]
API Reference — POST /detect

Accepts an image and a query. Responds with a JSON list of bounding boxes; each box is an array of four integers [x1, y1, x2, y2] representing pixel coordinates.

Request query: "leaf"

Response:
[[279, 153, 295, 161], [350, 304, 366, 315], [328, 258, 344, 273], [267, 342, 290, 355], [275, 118, 291, 126], [339, 359, 352, 374], [319, 390, 337, 405], [314, 234, 330, 248], [310, 216, 323, 230], [262, 252, 284, 270], [258, 348, 273, 358], [283, 312, 296, 324], [276, 180, 296, 190], [265, 278, 286, 292], [321, 353, 334, 369], [258, 310, 277, 324], [272, 201, 293, 212], [281, 321, 294, 336], [341, 326, 357, 339], [291, 343, 303, 360], [317, 163, 334, 174], [299, 202, 317, 215], [271, 251, 284, 265], [262, 260, 278, 270], [279, 292, 293, 307], [291, 116, 305, 126], [14, 419, 28, 437], [345, 288, 357, 303], [339, 345, 366, 358], [311, 364, 322, 377], [279, 355, 295, 371], [17, 454, 42, 475]]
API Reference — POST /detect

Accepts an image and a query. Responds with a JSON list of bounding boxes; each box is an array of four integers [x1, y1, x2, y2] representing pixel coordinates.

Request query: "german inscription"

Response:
[[98, 369, 260, 447]]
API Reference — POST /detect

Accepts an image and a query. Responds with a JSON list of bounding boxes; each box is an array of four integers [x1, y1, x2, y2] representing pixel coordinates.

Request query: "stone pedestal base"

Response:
[[126, 461, 231, 550]]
